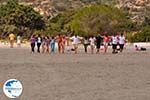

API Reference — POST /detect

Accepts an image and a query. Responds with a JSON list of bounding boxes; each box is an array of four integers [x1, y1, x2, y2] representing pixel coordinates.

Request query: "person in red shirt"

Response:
[[101, 34, 111, 53], [55, 34, 63, 53], [62, 35, 66, 53]]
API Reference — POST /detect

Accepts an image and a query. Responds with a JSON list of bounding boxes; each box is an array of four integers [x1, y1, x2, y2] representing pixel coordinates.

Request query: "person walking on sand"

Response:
[[36, 34, 42, 53], [116, 32, 120, 51], [112, 33, 118, 54], [50, 36, 56, 53], [62, 35, 66, 53], [30, 35, 36, 53], [66, 36, 71, 52], [70, 34, 81, 54], [45, 36, 50, 53], [8, 33, 15, 48], [101, 34, 110, 53], [89, 35, 96, 54], [119, 33, 126, 52], [83, 36, 89, 53], [56, 34, 63, 54], [96, 34, 103, 53], [17, 35, 21, 47], [41, 36, 47, 53]]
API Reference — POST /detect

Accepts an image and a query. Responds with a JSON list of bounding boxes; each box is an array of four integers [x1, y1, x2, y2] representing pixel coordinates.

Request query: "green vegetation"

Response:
[[0, 0, 45, 37], [45, 11, 75, 35], [65, 5, 133, 36], [131, 26, 150, 42], [0, 0, 150, 42]]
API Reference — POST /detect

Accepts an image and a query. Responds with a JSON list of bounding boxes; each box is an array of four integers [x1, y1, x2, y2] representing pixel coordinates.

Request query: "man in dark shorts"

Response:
[[96, 34, 103, 53], [112, 34, 118, 54], [119, 33, 126, 52]]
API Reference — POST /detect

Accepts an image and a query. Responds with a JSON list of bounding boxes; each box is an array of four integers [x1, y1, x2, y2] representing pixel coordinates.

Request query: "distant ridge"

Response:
[[0, 0, 150, 23]]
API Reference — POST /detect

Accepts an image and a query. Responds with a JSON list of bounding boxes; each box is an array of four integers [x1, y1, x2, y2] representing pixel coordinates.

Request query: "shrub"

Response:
[[131, 26, 150, 42]]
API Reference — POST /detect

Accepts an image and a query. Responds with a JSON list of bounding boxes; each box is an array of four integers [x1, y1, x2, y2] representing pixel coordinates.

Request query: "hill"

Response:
[[0, 0, 150, 23]]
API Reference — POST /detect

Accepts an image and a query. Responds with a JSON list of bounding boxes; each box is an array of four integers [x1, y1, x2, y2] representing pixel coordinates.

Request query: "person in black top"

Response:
[[96, 34, 103, 53], [83, 36, 89, 53]]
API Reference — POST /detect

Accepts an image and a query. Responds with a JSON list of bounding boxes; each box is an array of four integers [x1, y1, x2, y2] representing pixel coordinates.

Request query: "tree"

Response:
[[65, 4, 132, 36], [0, 0, 45, 37], [45, 10, 75, 35]]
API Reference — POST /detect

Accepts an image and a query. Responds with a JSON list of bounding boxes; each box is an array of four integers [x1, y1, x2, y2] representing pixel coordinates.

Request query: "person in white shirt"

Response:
[[17, 35, 21, 47], [89, 36, 96, 54], [119, 33, 126, 52], [70, 34, 81, 54], [112, 34, 118, 54]]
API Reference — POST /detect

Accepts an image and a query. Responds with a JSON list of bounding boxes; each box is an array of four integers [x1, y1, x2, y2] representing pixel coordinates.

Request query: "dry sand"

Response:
[[0, 44, 150, 100]]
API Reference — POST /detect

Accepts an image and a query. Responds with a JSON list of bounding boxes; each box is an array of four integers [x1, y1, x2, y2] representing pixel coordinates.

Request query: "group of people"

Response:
[[29, 33, 126, 54], [30, 34, 67, 54], [6, 32, 148, 53], [8, 33, 21, 48], [83, 33, 126, 54]]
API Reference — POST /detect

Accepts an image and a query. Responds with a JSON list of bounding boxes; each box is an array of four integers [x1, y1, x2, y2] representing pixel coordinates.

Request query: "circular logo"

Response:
[[3, 79, 23, 98]]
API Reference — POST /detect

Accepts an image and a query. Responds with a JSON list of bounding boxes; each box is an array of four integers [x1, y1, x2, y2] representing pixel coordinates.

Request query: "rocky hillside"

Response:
[[0, 0, 150, 23], [17, 0, 105, 18], [116, 0, 150, 24]]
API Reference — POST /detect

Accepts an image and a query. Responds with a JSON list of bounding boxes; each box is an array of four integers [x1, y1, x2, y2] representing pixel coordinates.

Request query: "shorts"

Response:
[[90, 44, 95, 48], [96, 43, 100, 49], [112, 44, 117, 49], [141, 47, 146, 51], [73, 44, 78, 49], [17, 40, 21, 43], [103, 42, 108, 46], [119, 44, 124, 49]]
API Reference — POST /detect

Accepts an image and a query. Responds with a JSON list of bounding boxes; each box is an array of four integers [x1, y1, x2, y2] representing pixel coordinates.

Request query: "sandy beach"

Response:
[[0, 44, 150, 100]]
